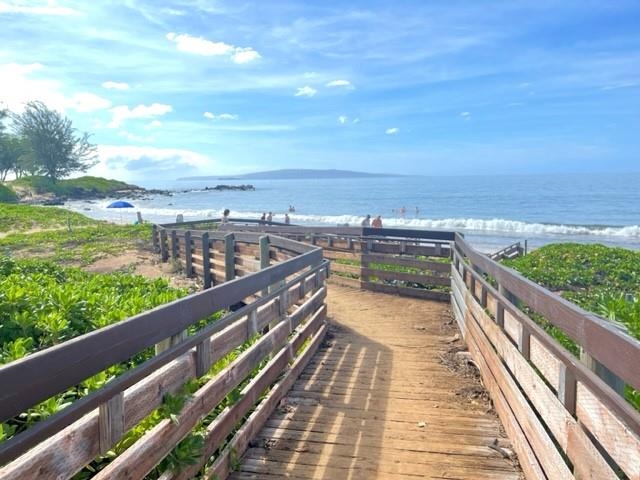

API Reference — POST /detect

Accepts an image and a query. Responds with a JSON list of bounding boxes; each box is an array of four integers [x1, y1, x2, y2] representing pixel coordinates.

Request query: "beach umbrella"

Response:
[[107, 200, 135, 223]]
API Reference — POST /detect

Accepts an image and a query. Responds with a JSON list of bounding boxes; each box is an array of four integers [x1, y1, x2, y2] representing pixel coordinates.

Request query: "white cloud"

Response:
[[166, 32, 261, 64], [102, 81, 130, 90], [145, 120, 162, 129], [108, 103, 173, 128], [118, 130, 153, 142], [386, 127, 399, 135], [232, 48, 261, 64], [66, 92, 112, 112], [0, 62, 110, 114], [204, 112, 238, 120], [460, 111, 471, 119], [326, 79, 352, 88], [353, 118, 360, 123], [295, 86, 317, 97], [91, 145, 212, 181], [338, 115, 347, 124], [0, 1, 79, 16], [166, 32, 234, 56]]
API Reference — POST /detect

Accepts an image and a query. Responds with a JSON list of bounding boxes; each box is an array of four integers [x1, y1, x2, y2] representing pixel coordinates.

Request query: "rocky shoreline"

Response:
[[17, 184, 255, 205]]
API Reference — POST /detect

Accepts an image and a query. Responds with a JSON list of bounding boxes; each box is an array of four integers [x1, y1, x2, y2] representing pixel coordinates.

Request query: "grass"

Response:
[[0, 203, 99, 232], [8, 175, 137, 197], [0, 223, 153, 265]]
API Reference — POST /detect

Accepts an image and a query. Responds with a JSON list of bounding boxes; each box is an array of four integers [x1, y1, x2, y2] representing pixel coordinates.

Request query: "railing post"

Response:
[[558, 364, 577, 416], [99, 392, 124, 455], [160, 229, 168, 262], [152, 224, 159, 253], [580, 345, 626, 396], [170, 229, 178, 260], [224, 233, 235, 281], [196, 339, 212, 378], [259, 235, 270, 296], [184, 230, 193, 277], [201, 232, 212, 288]]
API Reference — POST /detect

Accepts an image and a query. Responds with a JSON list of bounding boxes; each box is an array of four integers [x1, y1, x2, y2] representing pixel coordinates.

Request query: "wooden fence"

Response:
[[0, 232, 329, 480], [452, 233, 640, 479], [153, 221, 455, 302], [2, 220, 639, 480]]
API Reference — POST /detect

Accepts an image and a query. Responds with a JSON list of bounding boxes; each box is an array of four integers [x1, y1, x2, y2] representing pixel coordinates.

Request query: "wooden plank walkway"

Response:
[[229, 286, 522, 479]]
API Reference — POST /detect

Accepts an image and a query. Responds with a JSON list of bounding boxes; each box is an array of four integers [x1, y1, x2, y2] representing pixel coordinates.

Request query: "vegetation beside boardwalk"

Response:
[[504, 243, 640, 409], [8, 175, 138, 200]]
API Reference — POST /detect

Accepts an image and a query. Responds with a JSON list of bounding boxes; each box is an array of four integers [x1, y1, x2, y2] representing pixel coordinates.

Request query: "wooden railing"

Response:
[[488, 240, 526, 261], [154, 221, 455, 302], [0, 232, 329, 479], [2, 221, 639, 480], [452, 233, 640, 479]]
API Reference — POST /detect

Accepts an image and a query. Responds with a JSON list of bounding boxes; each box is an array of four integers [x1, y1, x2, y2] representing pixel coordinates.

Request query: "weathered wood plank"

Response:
[[361, 254, 451, 272], [576, 382, 640, 479], [362, 281, 450, 302], [361, 267, 450, 286], [464, 305, 572, 478], [464, 283, 617, 479], [207, 322, 328, 480], [455, 234, 640, 390]]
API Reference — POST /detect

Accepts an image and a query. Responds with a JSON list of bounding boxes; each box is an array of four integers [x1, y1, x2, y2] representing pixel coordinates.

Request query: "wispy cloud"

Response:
[[102, 81, 130, 90], [0, 1, 80, 16], [295, 86, 317, 97], [108, 103, 173, 128], [232, 47, 261, 64], [326, 79, 352, 88], [93, 144, 212, 181], [166, 32, 260, 64], [338, 115, 348, 124], [204, 112, 238, 120], [386, 127, 399, 135], [460, 111, 471, 119]]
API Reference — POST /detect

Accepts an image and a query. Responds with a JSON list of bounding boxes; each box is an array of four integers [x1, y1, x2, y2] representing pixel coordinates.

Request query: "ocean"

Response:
[[62, 172, 640, 253]]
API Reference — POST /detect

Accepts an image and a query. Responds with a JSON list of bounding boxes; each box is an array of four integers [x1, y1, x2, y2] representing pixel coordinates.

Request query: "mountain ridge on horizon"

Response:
[[177, 168, 401, 181]]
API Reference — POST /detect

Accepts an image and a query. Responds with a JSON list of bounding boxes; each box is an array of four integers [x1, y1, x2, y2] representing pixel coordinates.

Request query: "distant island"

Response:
[[178, 169, 400, 181]]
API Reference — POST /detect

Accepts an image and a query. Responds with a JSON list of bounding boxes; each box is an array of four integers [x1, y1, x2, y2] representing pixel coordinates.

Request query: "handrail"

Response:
[[455, 232, 640, 390], [0, 232, 326, 470]]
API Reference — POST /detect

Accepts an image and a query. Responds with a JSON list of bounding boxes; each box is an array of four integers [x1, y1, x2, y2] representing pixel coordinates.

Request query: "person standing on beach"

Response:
[[260, 212, 266, 225], [267, 212, 273, 223], [372, 215, 383, 228], [361, 214, 371, 227], [222, 208, 230, 224], [284, 213, 290, 224]]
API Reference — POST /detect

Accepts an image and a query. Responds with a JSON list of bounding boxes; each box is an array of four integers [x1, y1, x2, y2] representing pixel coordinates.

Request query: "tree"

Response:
[[12, 101, 97, 181], [0, 134, 35, 180]]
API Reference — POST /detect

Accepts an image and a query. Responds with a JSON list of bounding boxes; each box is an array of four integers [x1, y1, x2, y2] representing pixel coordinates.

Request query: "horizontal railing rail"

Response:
[[452, 232, 640, 479], [0, 232, 329, 480]]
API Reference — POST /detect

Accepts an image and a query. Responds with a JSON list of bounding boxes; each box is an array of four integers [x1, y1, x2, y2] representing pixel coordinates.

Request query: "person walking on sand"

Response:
[[372, 215, 383, 228], [260, 212, 266, 225], [361, 214, 371, 227], [284, 213, 290, 224], [221, 208, 230, 224], [267, 212, 273, 223]]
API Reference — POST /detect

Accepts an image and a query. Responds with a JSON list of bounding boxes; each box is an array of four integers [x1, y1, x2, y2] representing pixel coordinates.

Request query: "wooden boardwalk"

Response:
[[229, 286, 522, 479]]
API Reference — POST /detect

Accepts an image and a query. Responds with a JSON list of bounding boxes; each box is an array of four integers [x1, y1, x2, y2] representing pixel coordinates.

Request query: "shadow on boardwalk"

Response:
[[230, 286, 522, 479]]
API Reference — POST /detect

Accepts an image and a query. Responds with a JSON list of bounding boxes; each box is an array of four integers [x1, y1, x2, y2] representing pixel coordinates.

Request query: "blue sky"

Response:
[[1, 0, 639, 182]]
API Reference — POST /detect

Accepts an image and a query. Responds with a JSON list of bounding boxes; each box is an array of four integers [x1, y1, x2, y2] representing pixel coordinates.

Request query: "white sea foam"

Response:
[[68, 201, 640, 239]]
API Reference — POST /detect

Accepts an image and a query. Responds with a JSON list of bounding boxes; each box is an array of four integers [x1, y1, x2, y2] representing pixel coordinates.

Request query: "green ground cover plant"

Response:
[[0, 222, 152, 265], [0, 203, 99, 232], [504, 243, 640, 409], [8, 175, 136, 198]]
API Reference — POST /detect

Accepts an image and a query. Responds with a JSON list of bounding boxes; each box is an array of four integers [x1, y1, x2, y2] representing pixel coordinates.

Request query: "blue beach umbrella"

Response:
[[107, 200, 135, 223]]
